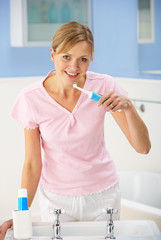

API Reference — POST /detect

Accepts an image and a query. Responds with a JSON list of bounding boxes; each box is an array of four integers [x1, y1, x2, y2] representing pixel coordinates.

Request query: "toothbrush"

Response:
[[73, 82, 101, 102], [73, 82, 121, 112]]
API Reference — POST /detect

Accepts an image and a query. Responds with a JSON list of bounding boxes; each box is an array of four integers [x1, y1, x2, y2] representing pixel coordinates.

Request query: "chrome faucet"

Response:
[[50, 208, 65, 240], [104, 208, 118, 239]]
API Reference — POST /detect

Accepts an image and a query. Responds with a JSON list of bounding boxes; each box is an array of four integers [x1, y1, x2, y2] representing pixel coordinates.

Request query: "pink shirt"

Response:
[[11, 70, 127, 196]]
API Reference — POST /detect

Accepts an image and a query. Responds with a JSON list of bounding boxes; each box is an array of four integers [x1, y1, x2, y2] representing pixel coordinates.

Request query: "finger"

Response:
[[123, 103, 128, 109], [107, 103, 117, 112], [104, 103, 113, 112], [110, 103, 114, 109], [110, 105, 122, 113], [100, 97, 115, 109], [97, 93, 111, 106], [102, 93, 119, 109], [102, 96, 118, 110], [104, 98, 120, 112], [111, 99, 129, 112]]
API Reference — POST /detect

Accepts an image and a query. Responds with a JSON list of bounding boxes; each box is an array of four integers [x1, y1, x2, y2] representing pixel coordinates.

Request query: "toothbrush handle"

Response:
[[90, 92, 102, 102], [90, 91, 122, 112]]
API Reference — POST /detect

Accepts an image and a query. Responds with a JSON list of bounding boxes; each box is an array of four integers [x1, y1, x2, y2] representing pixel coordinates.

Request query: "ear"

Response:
[[50, 48, 55, 62]]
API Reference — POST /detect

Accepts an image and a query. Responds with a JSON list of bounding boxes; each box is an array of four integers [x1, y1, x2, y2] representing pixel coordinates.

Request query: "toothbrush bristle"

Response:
[[73, 82, 77, 88]]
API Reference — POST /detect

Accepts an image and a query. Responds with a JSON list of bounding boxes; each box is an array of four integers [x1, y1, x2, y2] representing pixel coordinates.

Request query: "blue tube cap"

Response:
[[18, 189, 28, 211]]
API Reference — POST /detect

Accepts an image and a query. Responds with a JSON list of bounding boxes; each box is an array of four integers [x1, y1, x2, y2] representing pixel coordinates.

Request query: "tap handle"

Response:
[[105, 208, 118, 215], [50, 208, 65, 215], [50, 208, 65, 221], [104, 208, 118, 222]]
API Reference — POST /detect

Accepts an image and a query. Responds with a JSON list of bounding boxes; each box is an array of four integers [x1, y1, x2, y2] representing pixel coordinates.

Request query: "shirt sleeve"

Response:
[[113, 79, 128, 96], [104, 75, 128, 96], [10, 91, 39, 129]]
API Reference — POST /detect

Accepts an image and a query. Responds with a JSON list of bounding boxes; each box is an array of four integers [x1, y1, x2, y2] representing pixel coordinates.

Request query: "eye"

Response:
[[81, 58, 88, 62], [63, 55, 70, 60]]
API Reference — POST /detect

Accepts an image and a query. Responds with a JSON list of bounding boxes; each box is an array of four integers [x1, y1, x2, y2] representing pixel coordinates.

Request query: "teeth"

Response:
[[66, 71, 77, 76]]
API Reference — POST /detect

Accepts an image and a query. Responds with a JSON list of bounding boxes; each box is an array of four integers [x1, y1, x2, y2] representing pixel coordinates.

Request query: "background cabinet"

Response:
[[10, 0, 92, 47]]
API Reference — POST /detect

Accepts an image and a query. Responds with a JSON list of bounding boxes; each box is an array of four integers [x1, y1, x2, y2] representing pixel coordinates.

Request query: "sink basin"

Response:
[[5, 220, 161, 240]]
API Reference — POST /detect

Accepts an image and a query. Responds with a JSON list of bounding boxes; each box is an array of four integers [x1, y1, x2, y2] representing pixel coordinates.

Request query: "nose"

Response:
[[70, 59, 80, 70]]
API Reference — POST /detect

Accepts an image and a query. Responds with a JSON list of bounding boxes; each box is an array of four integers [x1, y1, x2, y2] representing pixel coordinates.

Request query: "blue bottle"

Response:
[[48, 2, 58, 23], [61, 2, 70, 23], [28, 3, 39, 24], [18, 189, 28, 211]]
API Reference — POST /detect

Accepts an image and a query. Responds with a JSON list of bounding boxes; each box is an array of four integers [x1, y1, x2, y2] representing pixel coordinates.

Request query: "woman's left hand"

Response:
[[97, 91, 130, 112]]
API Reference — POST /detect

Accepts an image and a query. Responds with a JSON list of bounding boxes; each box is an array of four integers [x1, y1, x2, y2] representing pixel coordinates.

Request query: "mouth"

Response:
[[65, 71, 79, 78]]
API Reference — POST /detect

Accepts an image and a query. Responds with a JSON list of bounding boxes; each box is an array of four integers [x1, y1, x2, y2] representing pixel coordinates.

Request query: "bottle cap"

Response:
[[18, 188, 27, 198]]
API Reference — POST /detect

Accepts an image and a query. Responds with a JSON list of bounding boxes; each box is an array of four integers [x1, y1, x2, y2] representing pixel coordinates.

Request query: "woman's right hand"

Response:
[[0, 219, 13, 240]]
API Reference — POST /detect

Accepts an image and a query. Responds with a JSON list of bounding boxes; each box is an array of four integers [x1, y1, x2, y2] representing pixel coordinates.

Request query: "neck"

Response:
[[52, 73, 86, 95]]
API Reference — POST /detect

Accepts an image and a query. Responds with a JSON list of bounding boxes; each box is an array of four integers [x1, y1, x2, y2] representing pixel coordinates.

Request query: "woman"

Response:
[[0, 21, 151, 238]]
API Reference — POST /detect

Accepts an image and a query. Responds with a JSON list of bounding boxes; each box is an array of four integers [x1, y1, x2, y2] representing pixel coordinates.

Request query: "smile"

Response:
[[65, 71, 79, 77]]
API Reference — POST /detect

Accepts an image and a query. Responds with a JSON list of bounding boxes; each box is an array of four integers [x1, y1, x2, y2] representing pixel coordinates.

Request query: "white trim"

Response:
[[10, 0, 24, 46], [138, 0, 155, 44]]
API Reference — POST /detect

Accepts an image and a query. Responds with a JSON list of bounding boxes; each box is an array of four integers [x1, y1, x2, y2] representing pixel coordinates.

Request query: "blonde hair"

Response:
[[51, 21, 94, 60]]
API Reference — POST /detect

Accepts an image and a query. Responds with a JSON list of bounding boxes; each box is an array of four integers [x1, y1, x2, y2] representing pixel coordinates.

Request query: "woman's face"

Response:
[[50, 41, 91, 85]]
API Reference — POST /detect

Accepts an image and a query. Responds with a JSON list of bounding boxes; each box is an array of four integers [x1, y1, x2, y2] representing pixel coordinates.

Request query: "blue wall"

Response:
[[92, 0, 138, 78], [0, 0, 161, 79], [138, 0, 161, 71]]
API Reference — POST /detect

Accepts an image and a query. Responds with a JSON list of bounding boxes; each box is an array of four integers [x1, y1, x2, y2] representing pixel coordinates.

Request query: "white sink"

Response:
[[5, 220, 161, 240]]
